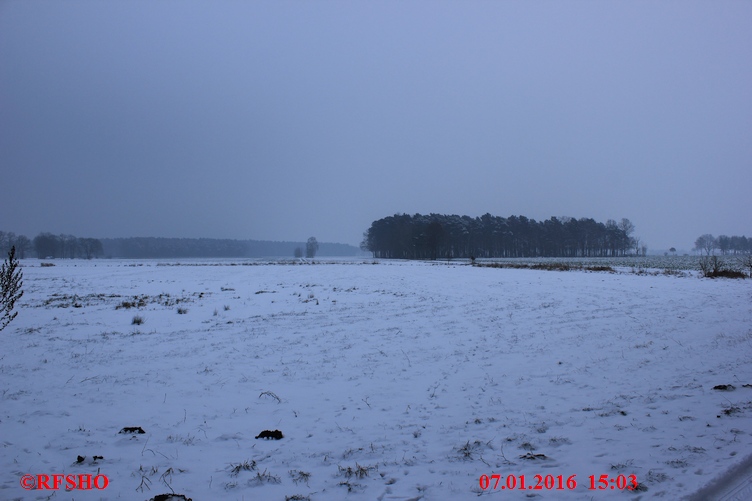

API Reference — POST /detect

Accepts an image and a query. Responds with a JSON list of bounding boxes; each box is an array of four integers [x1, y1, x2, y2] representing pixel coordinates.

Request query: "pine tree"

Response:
[[1, 246, 23, 331]]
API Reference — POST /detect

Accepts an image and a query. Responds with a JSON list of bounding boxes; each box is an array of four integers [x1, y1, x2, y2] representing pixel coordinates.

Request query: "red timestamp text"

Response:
[[478, 474, 639, 491]]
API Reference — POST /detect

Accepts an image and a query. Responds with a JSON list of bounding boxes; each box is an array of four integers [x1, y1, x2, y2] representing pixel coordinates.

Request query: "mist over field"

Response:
[[1, 1, 751, 249]]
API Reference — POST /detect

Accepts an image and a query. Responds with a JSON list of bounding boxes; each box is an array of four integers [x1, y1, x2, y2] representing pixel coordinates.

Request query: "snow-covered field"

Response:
[[2, 259, 751, 500]]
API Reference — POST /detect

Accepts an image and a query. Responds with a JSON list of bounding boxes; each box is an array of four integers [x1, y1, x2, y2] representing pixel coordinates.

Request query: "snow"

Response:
[[2, 258, 751, 500]]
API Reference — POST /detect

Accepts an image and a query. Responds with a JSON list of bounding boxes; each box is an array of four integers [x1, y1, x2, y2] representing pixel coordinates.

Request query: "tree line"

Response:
[[0, 231, 104, 259], [361, 213, 640, 260], [101, 237, 354, 258], [693, 234, 751, 256], [0, 232, 359, 259]]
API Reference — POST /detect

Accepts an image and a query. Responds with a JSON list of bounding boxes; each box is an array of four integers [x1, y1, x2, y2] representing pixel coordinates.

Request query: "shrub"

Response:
[[737, 254, 752, 278], [132, 315, 144, 325], [585, 265, 615, 272], [229, 459, 256, 476], [116, 296, 147, 309], [706, 269, 746, 279], [700, 256, 745, 279]]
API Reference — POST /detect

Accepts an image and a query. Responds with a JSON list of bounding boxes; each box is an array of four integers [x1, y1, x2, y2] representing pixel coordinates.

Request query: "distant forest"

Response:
[[100, 237, 358, 258], [0, 231, 359, 259], [0, 231, 103, 259], [361, 213, 640, 259]]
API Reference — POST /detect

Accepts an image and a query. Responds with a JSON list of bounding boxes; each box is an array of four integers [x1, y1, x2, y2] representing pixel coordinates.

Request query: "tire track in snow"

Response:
[[684, 452, 752, 501]]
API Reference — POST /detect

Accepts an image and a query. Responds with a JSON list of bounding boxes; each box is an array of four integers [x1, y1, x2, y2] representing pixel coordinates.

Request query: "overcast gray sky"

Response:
[[1, 0, 750, 251]]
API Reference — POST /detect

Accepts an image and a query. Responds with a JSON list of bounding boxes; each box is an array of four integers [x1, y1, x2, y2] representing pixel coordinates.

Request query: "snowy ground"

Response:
[[2, 258, 751, 501]]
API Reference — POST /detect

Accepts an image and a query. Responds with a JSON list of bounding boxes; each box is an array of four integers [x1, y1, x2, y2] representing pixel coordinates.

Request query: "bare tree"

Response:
[[14, 235, 32, 259], [730, 235, 749, 255], [306, 237, 319, 259], [34, 232, 59, 258], [1, 246, 23, 332], [631, 237, 640, 256], [694, 234, 716, 256], [716, 235, 731, 255], [79, 238, 103, 259], [0, 231, 13, 254], [59, 234, 78, 259], [618, 218, 635, 237]]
